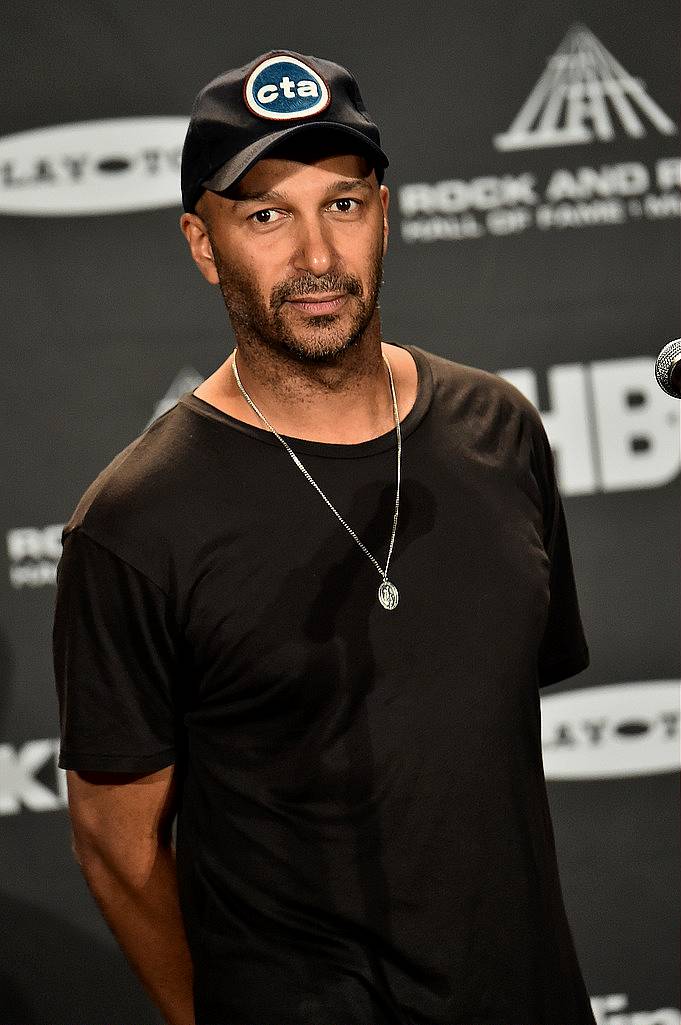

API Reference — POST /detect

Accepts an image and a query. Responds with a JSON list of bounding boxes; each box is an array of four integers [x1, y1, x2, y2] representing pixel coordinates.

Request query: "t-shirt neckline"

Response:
[[177, 343, 434, 459]]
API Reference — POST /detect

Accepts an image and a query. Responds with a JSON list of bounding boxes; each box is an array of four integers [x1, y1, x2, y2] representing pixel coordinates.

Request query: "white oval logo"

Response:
[[244, 55, 330, 121], [0, 117, 189, 216], [541, 680, 680, 780]]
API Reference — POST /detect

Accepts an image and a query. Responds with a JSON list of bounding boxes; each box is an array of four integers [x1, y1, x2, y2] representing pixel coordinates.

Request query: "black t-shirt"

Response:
[[53, 343, 596, 1025]]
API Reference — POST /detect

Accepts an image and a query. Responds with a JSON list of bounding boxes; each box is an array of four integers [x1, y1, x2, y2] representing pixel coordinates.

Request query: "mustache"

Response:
[[270, 273, 363, 309]]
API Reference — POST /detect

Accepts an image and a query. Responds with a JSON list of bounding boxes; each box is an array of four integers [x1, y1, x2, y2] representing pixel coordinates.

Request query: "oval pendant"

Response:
[[378, 579, 399, 610]]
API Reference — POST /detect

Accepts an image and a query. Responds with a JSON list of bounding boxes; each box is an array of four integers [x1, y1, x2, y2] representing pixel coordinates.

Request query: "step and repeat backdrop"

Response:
[[1, 1, 679, 1022]]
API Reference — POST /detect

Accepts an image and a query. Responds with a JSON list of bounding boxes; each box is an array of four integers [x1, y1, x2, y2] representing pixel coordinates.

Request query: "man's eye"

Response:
[[250, 209, 284, 224], [331, 198, 360, 213]]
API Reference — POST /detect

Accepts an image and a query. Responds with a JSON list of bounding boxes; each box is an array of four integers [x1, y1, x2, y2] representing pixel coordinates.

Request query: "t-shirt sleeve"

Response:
[[53, 526, 182, 773], [530, 412, 590, 688]]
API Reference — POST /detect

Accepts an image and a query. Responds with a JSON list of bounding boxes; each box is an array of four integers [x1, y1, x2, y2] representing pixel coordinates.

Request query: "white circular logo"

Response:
[[0, 117, 188, 216], [541, 680, 680, 780], [244, 55, 330, 121]]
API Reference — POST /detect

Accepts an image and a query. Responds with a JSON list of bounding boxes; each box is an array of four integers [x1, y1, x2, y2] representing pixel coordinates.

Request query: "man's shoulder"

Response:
[[61, 402, 199, 584], [411, 344, 542, 425]]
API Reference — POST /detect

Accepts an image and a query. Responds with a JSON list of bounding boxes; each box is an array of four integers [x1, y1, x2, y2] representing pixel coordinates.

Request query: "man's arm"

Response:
[[66, 764, 195, 1025]]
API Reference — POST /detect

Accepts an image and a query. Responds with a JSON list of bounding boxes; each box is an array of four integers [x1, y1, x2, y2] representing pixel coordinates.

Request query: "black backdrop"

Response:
[[1, 2, 679, 1023]]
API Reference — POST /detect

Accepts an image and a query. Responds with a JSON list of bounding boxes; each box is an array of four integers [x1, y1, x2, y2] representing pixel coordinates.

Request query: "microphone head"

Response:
[[655, 338, 681, 398]]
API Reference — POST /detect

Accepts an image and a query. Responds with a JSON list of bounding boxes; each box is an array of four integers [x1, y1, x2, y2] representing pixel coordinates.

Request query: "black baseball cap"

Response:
[[181, 50, 389, 214]]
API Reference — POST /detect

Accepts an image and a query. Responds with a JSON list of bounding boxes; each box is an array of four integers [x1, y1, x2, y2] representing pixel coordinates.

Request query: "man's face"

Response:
[[181, 148, 389, 363]]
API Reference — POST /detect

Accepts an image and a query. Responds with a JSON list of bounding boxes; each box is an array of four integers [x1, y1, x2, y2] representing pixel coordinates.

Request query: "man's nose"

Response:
[[292, 215, 337, 277]]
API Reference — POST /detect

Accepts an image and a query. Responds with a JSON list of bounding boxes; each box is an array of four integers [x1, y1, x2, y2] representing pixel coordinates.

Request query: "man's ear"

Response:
[[380, 184, 390, 256], [179, 209, 220, 285]]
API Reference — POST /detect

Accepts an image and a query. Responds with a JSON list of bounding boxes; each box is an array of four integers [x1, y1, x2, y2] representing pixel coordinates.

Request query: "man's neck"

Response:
[[193, 327, 418, 445]]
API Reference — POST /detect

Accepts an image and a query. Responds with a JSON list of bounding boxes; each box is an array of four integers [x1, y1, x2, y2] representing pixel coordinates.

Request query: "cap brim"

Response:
[[202, 122, 389, 194]]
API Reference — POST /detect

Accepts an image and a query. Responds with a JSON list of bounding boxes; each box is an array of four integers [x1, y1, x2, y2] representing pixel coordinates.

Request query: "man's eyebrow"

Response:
[[324, 178, 373, 195], [230, 187, 287, 204], [230, 177, 373, 204]]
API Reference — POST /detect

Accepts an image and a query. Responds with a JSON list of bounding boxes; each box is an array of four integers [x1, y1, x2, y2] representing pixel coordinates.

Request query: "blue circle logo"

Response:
[[244, 55, 331, 121]]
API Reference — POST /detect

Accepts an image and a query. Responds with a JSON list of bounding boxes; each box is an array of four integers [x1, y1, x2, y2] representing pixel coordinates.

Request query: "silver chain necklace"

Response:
[[231, 347, 401, 611]]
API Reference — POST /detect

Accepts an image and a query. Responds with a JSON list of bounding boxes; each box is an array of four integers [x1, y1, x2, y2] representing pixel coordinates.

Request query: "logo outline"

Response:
[[494, 24, 677, 152], [243, 54, 331, 121]]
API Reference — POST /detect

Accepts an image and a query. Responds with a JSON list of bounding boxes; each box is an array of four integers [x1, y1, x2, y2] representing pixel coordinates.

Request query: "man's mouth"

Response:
[[284, 294, 348, 315]]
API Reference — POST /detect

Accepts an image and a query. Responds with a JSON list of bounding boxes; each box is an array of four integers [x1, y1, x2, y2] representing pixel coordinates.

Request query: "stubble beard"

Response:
[[210, 235, 384, 364]]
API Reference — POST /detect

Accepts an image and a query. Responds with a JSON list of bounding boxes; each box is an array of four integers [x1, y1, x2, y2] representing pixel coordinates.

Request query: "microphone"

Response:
[[655, 339, 681, 398]]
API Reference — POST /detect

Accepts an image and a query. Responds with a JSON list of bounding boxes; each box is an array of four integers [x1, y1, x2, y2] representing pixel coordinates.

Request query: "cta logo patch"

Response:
[[244, 55, 330, 121]]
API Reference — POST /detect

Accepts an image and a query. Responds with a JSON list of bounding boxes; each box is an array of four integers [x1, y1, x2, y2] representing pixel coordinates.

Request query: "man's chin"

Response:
[[272, 314, 367, 363], [279, 333, 360, 363]]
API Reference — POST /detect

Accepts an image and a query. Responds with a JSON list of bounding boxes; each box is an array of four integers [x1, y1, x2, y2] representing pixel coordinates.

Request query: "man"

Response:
[[53, 50, 597, 1025]]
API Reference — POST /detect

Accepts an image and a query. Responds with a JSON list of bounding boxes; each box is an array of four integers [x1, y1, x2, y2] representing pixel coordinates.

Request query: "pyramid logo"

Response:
[[494, 24, 677, 152], [144, 366, 205, 429]]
